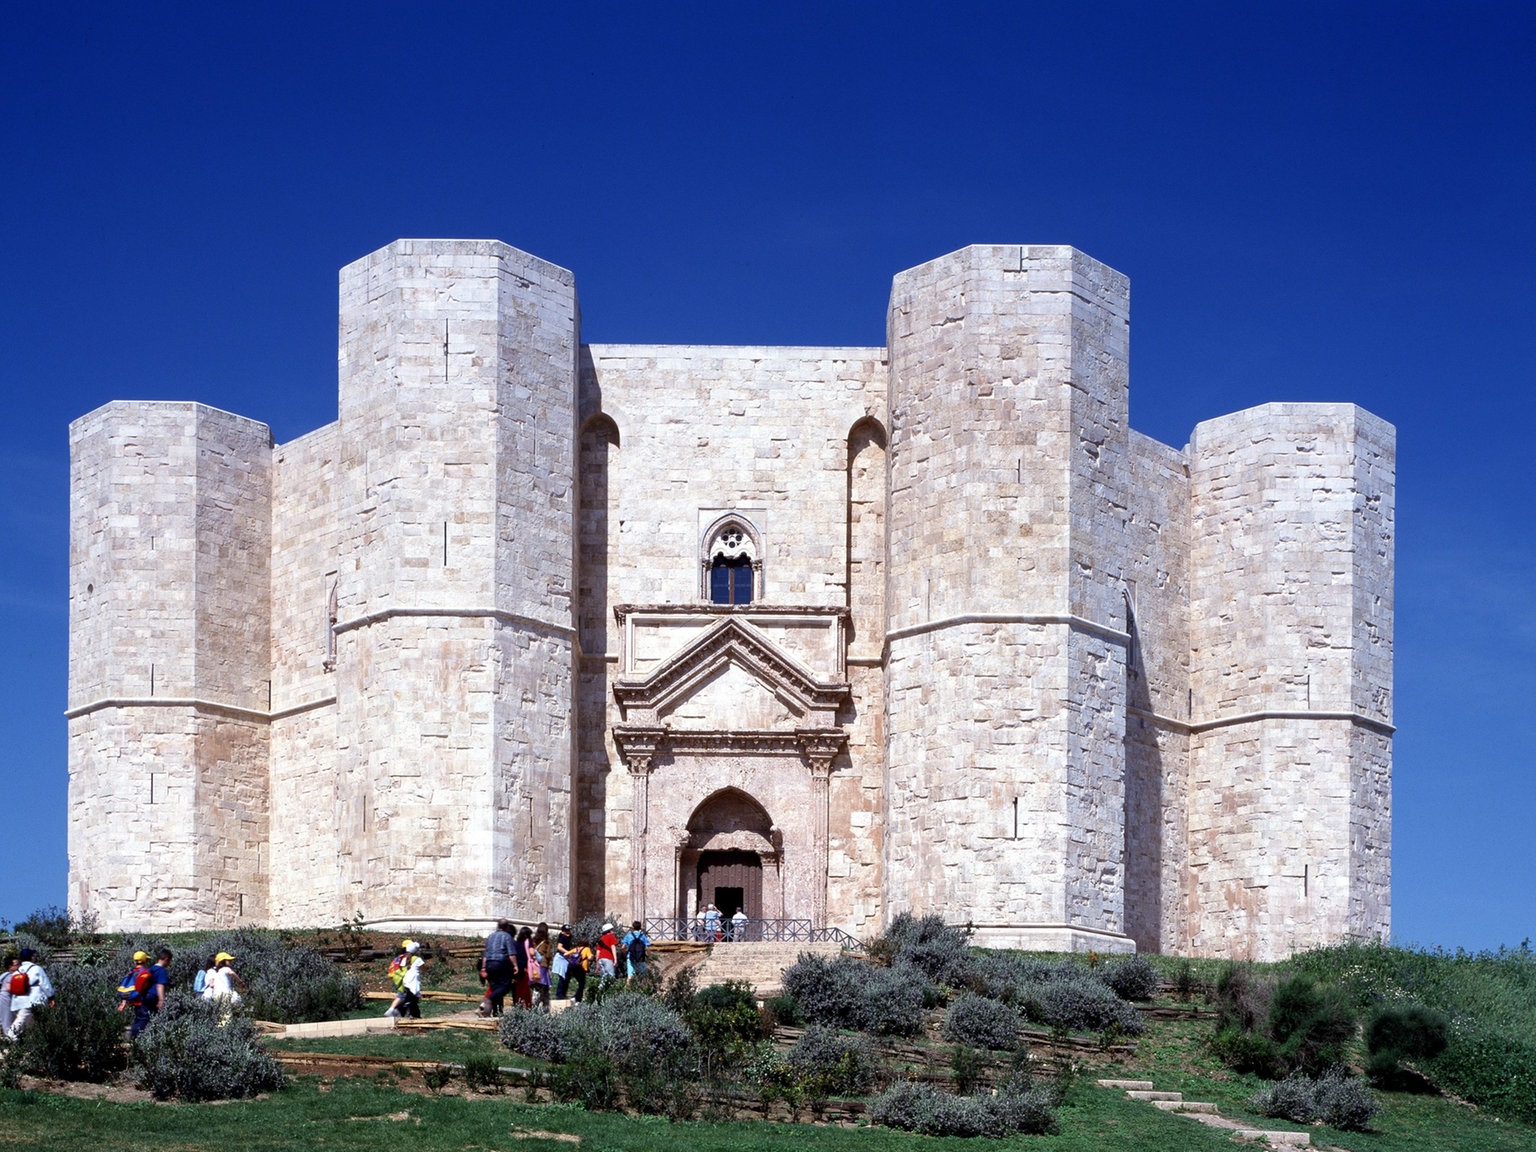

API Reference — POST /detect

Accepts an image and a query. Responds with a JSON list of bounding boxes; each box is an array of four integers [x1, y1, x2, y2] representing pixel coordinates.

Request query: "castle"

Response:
[[67, 240, 1394, 960]]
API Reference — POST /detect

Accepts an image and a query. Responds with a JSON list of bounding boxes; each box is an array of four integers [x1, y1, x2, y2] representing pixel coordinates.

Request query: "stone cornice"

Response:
[[333, 606, 575, 641], [886, 612, 1131, 646], [614, 603, 851, 621], [614, 724, 848, 764], [64, 695, 337, 723], [1128, 705, 1395, 737]]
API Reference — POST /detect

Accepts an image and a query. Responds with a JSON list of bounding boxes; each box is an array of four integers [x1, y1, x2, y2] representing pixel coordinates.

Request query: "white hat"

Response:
[[601, 922, 614, 932], [405, 941, 420, 954]]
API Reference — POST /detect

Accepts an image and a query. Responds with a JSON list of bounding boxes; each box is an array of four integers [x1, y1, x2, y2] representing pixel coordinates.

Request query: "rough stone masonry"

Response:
[[66, 240, 1393, 960]]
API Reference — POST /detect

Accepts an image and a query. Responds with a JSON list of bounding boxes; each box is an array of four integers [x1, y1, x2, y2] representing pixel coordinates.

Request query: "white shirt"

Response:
[[11, 962, 53, 1010]]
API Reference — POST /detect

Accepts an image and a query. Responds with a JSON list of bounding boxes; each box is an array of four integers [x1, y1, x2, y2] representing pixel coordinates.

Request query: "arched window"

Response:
[[702, 517, 761, 605]]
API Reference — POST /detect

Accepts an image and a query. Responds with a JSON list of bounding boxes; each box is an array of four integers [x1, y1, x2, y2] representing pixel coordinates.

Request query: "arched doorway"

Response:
[[697, 849, 760, 921], [679, 788, 781, 925]]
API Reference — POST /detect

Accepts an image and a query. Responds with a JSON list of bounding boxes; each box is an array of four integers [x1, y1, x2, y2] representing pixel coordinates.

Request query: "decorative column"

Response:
[[797, 729, 842, 928], [614, 727, 665, 921]]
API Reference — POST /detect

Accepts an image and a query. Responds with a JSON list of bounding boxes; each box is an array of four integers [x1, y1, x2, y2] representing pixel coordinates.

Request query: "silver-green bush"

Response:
[[942, 992, 1024, 1050], [871, 1079, 1058, 1137], [1250, 1068, 1379, 1132], [133, 993, 285, 1101]]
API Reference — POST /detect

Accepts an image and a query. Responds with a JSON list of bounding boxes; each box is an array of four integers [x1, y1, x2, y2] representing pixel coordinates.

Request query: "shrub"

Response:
[[1268, 974, 1357, 1076], [460, 1054, 506, 1093], [1365, 1002, 1448, 1086], [661, 965, 697, 1016], [1210, 1024, 1280, 1078], [11, 963, 127, 1083], [499, 1006, 570, 1061], [197, 930, 360, 1023], [871, 1079, 1057, 1137], [598, 991, 695, 1070], [1250, 1068, 1379, 1132], [134, 994, 285, 1101], [502, 990, 695, 1079], [689, 979, 763, 1049], [857, 963, 928, 1036], [1099, 954, 1158, 1001], [14, 906, 96, 949], [786, 1025, 877, 1096], [966, 950, 1054, 1002], [1020, 969, 1145, 1036], [763, 993, 801, 1028], [782, 953, 865, 1028], [1215, 963, 1273, 1034], [943, 992, 1023, 1050], [874, 913, 974, 986], [950, 1044, 985, 1094], [546, 1035, 619, 1110]]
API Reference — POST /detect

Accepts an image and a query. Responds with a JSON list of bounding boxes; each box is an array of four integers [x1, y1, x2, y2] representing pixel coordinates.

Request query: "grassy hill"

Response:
[[2, 925, 1533, 1151]]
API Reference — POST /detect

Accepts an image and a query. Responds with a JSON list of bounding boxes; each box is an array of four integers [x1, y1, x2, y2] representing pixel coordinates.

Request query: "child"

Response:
[[384, 940, 424, 1019]]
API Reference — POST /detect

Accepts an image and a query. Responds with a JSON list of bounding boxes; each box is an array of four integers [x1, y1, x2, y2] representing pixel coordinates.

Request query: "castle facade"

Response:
[[67, 240, 1394, 960]]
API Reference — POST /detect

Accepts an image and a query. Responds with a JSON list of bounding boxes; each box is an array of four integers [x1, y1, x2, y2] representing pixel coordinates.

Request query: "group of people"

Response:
[[695, 903, 751, 942], [1, 948, 55, 1040], [470, 919, 651, 1017], [0, 945, 246, 1044]]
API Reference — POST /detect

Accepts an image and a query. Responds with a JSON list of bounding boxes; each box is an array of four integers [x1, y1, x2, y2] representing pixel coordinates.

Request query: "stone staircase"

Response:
[[665, 940, 849, 997], [1097, 1079, 1312, 1146]]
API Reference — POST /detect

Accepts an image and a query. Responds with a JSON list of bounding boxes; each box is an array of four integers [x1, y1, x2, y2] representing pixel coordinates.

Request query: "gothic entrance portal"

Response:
[[679, 788, 782, 924], [697, 850, 761, 920]]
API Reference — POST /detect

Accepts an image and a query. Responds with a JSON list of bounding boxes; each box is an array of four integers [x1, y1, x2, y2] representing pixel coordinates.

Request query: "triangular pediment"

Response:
[[613, 616, 848, 721]]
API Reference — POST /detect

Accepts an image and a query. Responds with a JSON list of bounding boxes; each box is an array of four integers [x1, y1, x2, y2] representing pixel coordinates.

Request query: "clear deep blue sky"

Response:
[[2, 3, 1531, 949]]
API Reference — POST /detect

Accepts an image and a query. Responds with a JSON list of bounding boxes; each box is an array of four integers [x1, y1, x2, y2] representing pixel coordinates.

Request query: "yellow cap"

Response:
[[132, 950, 150, 962], [214, 952, 235, 964]]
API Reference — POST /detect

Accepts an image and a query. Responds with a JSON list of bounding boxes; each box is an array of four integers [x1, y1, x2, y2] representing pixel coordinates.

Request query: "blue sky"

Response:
[[2, 2, 1531, 948]]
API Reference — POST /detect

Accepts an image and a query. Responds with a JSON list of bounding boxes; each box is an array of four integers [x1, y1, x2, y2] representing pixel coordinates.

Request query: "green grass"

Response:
[[1101, 1013, 1535, 1152], [7, 940, 1533, 1150], [0, 1077, 1257, 1152], [268, 1027, 521, 1066]]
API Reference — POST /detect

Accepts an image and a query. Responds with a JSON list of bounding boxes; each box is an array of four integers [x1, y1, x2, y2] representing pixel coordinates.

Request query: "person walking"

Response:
[[0, 953, 18, 1035], [384, 940, 424, 1019], [207, 952, 246, 1026], [479, 919, 516, 1017], [6, 948, 55, 1040], [596, 923, 619, 979], [529, 923, 552, 1010], [135, 948, 172, 1038], [620, 920, 651, 983], [513, 926, 534, 1008]]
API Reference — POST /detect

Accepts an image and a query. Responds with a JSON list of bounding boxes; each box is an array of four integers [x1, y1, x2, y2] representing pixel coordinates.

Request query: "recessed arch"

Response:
[[846, 417, 887, 657]]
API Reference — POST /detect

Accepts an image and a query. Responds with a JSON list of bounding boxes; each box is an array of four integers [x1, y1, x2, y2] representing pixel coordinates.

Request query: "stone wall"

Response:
[[884, 246, 1135, 951], [66, 238, 1393, 959], [68, 403, 271, 930], [1185, 404, 1394, 960]]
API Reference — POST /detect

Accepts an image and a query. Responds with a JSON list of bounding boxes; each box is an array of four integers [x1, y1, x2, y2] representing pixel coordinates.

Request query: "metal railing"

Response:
[[642, 917, 862, 949]]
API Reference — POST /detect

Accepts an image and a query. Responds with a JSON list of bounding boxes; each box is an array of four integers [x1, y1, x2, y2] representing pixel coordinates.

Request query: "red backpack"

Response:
[[7, 968, 29, 997]]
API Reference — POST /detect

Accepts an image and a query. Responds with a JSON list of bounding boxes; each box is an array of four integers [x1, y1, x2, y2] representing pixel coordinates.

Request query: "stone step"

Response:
[[280, 1016, 397, 1039], [1152, 1099, 1218, 1113], [1096, 1078, 1155, 1090], [1126, 1089, 1183, 1101], [1236, 1129, 1309, 1146], [681, 941, 846, 996]]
